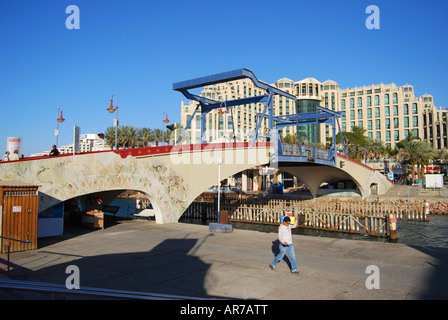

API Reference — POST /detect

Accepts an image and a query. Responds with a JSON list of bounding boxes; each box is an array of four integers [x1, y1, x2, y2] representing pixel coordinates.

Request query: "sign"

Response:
[[73, 126, 81, 154], [12, 206, 22, 213], [425, 174, 444, 188], [388, 172, 393, 180], [7, 137, 22, 157]]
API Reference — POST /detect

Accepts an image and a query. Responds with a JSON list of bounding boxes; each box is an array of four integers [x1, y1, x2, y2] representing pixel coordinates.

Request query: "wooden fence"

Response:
[[181, 197, 429, 238]]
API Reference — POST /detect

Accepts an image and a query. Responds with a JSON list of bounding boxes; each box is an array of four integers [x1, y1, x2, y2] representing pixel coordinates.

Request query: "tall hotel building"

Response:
[[180, 76, 447, 150]]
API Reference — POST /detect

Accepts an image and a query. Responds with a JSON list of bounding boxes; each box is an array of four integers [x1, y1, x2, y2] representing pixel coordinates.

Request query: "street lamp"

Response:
[[216, 157, 223, 224], [55, 108, 65, 147], [163, 113, 169, 145], [107, 94, 118, 150]]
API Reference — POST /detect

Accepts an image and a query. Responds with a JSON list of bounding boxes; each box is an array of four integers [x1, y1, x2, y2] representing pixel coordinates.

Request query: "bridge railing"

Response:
[[279, 142, 330, 161]]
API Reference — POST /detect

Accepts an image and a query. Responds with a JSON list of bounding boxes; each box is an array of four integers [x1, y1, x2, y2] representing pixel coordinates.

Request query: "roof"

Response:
[[0, 180, 40, 188]]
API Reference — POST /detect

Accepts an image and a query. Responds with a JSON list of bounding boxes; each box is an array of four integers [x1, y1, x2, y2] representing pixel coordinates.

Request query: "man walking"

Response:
[[269, 214, 300, 274]]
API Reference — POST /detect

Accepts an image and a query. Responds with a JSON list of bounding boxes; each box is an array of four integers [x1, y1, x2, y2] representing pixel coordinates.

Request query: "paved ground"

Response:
[[1, 218, 448, 300]]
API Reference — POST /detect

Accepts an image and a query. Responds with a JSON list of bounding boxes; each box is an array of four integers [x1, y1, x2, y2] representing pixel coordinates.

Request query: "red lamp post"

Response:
[[107, 95, 119, 150], [55, 108, 65, 147]]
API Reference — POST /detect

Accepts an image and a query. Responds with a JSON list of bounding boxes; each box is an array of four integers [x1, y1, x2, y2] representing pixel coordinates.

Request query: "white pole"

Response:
[[216, 157, 223, 223]]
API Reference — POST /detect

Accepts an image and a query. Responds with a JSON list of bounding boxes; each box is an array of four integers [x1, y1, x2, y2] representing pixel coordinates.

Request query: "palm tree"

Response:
[[335, 126, 367, 159], [361, 138, 384, 160], [138, 127, 152, 147], [150, 128, 164, 146], [399, 140, 436, 181], [104, 126, 116, 150], [124, 126, 140, 148]]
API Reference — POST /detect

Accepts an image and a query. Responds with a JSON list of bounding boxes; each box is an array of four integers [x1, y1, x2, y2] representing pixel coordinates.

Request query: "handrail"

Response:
[[0, 278, 212, 300], [0, 236, 32, 273]]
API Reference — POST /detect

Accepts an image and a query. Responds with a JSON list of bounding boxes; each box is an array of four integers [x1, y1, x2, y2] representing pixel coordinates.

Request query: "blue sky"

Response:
[[0, 0, 447, 156]]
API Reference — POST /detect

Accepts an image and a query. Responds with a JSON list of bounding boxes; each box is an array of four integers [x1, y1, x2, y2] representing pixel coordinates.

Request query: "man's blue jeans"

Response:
[[271, 243, 297, 271]]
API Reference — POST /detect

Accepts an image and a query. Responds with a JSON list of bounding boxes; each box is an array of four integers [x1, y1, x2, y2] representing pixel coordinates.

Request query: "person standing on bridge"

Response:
[[269, 214, 300, 274], [49, 145, 60, 156], [9, 149, 19, 160], [2, 151, 9, 161]]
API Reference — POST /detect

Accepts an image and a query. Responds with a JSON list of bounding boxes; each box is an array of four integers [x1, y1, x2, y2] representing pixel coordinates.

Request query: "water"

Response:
[[109, 198, 448, 248], [106, 198, 138, 218]]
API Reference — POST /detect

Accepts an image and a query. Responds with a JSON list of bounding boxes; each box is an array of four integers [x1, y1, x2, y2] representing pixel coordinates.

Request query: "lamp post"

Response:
[[216, 157, 223, 224], [107, 95, 118, 150], [163, 113, 169, 145], [55, 108, 65, 147]]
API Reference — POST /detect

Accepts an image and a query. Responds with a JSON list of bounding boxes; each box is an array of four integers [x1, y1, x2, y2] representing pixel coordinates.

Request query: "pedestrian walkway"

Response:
[[1, 219, 448, 300]]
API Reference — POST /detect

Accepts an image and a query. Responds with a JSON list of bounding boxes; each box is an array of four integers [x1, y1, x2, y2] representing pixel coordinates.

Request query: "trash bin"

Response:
[[82, 210, 104, 229], [220, 210, 229, 224]]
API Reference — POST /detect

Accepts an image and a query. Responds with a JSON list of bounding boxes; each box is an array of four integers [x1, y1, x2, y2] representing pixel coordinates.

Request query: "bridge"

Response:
[[0, 69, 392, 231]]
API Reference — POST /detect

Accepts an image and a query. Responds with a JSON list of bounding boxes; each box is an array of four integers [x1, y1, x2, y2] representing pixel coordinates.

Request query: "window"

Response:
[[375, 107, 380, 118], [375, 119, 381, 130], [394, 130, 399, 141], [376, 132, 381, 140], [367, 96, 372, 106], [393, 105, 399, 116], [357, 97, 362, 108], [386, 131, 391, 142], [358, 109, 363, 119], [403, 104, 409, 115], [341, 99, 346, 110], [374, 95, 380, 106], [384, 94, 389, 105], [393, 93, 398, 104], [367, 108, 372, 119], [393, 118, 399, 128], [350, 110, 355, 120], [385, 118, 391, 129], [350, 98, 354, 109], [404, 117, 409, 128], [412, 103, 418, 114], [385, 106, 390, 117], [368, 120, 373, 130], [413, 116, 418, 127]]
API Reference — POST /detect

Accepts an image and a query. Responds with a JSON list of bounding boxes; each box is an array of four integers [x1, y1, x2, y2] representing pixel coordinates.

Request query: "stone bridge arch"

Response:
[[279, 154, 392, 198], [0, 143, 272, 224]]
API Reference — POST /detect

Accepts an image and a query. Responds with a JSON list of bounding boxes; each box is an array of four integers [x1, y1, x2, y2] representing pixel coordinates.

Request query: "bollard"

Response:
[[388, 213, 397, 240], [425, 201, 430, 221]]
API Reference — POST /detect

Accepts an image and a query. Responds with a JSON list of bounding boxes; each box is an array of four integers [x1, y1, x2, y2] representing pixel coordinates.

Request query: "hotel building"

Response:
[[180, 76, 447, 150]]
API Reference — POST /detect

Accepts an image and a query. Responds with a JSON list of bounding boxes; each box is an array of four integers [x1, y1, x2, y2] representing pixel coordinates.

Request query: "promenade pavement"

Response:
[[1, 218, 448, 300]]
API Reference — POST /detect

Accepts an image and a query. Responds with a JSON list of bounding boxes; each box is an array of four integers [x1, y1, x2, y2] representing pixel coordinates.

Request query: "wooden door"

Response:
[[1, 187, 39, 253]]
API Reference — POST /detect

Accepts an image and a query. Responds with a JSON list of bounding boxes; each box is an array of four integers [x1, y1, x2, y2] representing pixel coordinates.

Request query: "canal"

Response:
[[109, 198, 448, 248]]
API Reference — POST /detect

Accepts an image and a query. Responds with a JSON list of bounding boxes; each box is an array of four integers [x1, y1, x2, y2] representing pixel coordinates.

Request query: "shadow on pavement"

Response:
[[1, 236, 233, 299]]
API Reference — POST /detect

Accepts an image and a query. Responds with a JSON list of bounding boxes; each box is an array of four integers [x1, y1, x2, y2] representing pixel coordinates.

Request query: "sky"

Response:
[[0, 0, 447, 156]]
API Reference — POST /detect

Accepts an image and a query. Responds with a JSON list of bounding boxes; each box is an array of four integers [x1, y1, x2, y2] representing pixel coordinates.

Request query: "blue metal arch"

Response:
[[173, 69, 347, 166]]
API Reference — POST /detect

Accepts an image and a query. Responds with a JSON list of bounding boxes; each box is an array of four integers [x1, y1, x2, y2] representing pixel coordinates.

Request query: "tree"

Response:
[[138, 127, 152, 147], [150, 128, 164, 146], [104, 126, 116, 149], [398, 140, 436, 181], [121, 126, 139, 148], [335, 126, 367, 160]]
